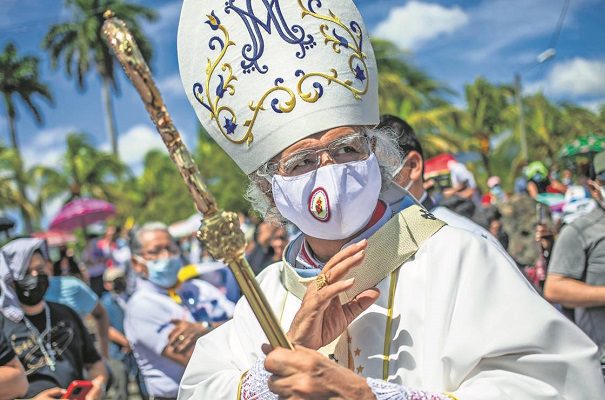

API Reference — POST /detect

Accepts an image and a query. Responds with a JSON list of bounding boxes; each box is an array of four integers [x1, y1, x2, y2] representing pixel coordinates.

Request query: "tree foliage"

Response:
[[42, 0, 157, 156], [195, 129, 250, 214], [2, 37, 605, 233], [0, 43, 53, 232]]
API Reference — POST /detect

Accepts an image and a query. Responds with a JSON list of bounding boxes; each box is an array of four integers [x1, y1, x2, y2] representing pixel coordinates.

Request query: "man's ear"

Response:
[[407, 151, 424, 183]]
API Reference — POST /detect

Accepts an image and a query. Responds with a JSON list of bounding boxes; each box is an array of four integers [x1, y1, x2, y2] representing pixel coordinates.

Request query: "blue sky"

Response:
[[1, 0, 605, 229]]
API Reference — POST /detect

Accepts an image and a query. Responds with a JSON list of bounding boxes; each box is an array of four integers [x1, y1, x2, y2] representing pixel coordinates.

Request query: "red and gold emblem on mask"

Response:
[[309, 187, 330, 222]]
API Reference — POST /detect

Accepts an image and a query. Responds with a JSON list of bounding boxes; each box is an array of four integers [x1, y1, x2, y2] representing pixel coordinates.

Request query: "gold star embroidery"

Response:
[[354, 348, 361, 357], [356, 365, 364, 374]]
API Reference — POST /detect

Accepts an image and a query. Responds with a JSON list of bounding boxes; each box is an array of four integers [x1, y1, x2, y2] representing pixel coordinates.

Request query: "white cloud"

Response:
[[374, 1, 469, 50], [21, 126, 77, 170], [547, 58, 605, 96], [109, 124, 166, 172], [157, 74, 184, 97], [460, 0, 571, 63], [525, 58, 605, 98]]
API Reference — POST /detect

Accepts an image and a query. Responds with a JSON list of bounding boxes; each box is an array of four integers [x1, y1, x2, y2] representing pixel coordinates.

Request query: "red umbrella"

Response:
[[49, 198, 116, 232], [32, 230, 77, 247], [424, 153, 456, 179]]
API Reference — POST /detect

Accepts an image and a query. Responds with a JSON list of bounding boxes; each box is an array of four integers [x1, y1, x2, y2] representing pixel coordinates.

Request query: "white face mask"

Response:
[[272, 154, 382, 240]]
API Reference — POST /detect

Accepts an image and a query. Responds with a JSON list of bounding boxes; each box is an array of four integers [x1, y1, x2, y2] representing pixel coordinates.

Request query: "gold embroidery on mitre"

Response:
[[194, 2, 370, 146]]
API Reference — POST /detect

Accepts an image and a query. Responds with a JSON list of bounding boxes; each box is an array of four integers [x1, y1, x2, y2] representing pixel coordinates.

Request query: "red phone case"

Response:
[[62, 380, 93, 400]]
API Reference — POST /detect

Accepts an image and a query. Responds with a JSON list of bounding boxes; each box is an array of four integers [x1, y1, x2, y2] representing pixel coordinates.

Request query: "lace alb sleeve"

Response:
[[239, 358, 278, 400], [367, 377, 456, 400]]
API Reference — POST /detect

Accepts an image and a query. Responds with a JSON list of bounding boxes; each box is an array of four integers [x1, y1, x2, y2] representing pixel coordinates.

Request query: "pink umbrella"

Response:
[[49, 198, 116, 232]]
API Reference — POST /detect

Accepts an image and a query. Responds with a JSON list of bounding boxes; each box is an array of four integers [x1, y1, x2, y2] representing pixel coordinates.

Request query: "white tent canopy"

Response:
[[169, 213, 203, 239]]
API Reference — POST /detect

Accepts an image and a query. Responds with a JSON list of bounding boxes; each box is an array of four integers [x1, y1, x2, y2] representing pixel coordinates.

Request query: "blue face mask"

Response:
[[490, 186, 503, 196], [146, 256, 182, 288]]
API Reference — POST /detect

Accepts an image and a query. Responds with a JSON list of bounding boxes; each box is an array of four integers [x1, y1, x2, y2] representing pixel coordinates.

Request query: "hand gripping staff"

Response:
[[101, 11, 293, 350]]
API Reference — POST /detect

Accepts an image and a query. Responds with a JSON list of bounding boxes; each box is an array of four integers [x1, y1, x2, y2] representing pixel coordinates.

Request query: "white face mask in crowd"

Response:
[[272, 153, 382, 240]]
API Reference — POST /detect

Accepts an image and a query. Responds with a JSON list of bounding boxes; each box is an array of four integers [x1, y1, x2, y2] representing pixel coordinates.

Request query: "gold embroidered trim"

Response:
[[445, 393, 459, 400], [382, 269, 399, 381], [236, 370, 248, 400], [196, 3, 370, 146]]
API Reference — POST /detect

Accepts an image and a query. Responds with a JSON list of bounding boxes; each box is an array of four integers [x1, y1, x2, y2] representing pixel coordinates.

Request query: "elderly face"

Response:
[[270, 126, 370, 177], [132, 229, 179, 276]]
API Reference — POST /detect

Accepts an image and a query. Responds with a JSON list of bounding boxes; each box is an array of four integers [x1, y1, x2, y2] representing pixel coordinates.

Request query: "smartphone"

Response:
[[62, 380, 93, 400]]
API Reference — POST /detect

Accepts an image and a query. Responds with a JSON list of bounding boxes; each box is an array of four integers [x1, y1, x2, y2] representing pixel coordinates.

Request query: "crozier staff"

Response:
[[175, 0, 605, 399]]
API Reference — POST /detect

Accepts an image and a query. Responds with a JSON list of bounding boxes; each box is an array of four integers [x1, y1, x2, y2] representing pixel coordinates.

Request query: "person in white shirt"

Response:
[[125, 222, 234, 399]]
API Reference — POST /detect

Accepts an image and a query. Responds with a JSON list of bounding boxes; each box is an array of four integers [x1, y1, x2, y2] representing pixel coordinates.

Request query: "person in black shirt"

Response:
[[0, 314, 29, 399], [1, 238, 108, 399]]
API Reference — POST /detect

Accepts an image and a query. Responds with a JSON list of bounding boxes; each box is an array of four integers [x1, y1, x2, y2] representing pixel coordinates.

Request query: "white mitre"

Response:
[[178, 0, 379, 174]]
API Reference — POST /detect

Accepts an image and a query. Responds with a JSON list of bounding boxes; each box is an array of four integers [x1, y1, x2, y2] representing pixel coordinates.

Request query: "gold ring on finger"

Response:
[[315, 273, 329, 291]]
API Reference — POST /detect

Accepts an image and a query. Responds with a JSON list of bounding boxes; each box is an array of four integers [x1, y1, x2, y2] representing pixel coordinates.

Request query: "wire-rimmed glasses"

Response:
[[262, 134, 371, 177]]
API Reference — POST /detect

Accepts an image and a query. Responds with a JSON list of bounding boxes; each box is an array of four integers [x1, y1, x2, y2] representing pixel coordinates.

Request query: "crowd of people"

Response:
[[1, 0, 605, 399], [0, 221, 238, 399], [3, 123, 601, 400]]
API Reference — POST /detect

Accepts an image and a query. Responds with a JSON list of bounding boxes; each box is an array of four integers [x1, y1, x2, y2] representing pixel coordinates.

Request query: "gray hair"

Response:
[[245, 126, 403, 224], [130, 222, 171, 255]]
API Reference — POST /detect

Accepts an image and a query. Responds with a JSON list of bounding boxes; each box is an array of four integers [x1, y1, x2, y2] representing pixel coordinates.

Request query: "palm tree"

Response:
[[372, 39, 453, 115], [61, 132, 129, 201], [457, 77, 514, 175], [372, 39, 460, 156], [0, 145, 34, 220], [0, 143, 79, 230], [134, 149, 194, 224], [0, 43, 53, 233], [43, 0, 157, 157]]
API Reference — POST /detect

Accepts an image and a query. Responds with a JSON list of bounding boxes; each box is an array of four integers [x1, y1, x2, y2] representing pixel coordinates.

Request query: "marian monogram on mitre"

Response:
[[178, 0, 378, 174]]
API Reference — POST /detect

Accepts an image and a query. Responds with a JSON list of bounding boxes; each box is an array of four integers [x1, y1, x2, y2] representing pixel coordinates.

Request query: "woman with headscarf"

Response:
[[0, 238, 107, 399]]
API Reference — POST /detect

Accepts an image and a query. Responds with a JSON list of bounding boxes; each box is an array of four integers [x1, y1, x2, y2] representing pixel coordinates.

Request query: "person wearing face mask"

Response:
[[125, 222, 235, 400], [378, 115, 503, 250], [0, 238, 108, 399], [545, 151, 605, 373], [525, 161, 551, 199], [177, 1, 604, 399]]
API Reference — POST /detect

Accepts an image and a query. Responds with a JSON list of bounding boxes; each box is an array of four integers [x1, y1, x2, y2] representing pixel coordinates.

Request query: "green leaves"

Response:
[[43, 0, 157, 88]]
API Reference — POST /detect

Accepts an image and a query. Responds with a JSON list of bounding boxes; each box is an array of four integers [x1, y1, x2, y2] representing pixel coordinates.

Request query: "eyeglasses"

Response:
[[140, 244, 180, 260], [263, 134, 371, 177]]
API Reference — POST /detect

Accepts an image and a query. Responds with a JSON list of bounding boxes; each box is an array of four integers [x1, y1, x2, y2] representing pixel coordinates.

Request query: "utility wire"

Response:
[[520, 0, 570, 78], [548, 0, 570, 51]]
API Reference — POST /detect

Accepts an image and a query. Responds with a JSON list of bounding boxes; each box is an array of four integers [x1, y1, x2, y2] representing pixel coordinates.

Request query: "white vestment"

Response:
[[179, 225, 605, 399]]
